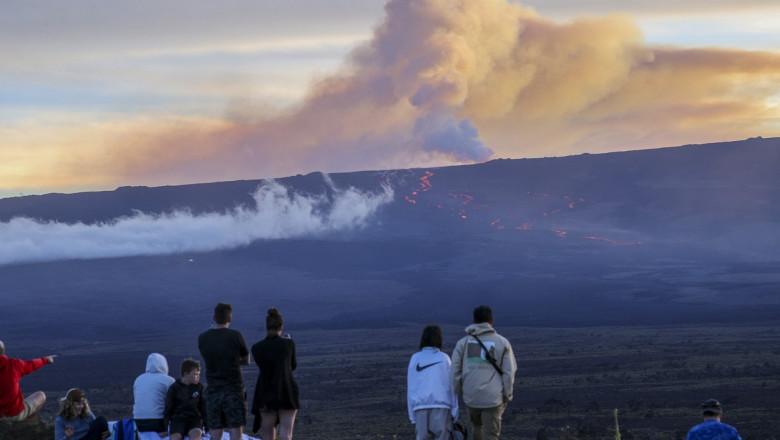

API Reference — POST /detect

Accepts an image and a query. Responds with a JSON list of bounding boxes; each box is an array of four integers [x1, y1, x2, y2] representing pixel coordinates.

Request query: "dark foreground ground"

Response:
[[11, 323, 780, 440]]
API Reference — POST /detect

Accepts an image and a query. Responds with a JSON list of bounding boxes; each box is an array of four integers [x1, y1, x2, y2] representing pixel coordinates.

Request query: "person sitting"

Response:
[[133, 353, 175, 434], [164, 358, 207, 440], [0, 340, 56, 422], [54, 388, 110, 440]]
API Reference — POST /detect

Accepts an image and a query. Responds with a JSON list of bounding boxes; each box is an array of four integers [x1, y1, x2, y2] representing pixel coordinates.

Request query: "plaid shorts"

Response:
[[205, 386, 247, 430]]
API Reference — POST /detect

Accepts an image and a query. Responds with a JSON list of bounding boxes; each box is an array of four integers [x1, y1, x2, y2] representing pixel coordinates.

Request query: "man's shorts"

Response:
[[169, 418, 203, 437], [205, 386, 247, 430], [0, 396, 37, 422]]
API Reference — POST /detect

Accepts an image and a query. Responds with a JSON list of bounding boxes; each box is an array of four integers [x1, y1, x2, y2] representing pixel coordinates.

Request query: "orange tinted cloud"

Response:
[[7, 0, 780, 193]]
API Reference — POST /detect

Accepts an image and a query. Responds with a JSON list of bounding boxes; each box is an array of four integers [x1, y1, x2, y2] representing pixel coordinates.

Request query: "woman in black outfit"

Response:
[[251, 308, 300, 440]]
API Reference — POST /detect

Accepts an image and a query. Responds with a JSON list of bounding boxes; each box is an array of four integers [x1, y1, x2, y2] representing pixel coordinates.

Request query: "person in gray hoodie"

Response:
[[133, 353, 175, 433], [451, 305, 517, 440]]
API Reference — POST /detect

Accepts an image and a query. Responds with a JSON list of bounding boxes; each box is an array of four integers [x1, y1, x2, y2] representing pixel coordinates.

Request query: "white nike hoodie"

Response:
[[407, 347, 459, 423]]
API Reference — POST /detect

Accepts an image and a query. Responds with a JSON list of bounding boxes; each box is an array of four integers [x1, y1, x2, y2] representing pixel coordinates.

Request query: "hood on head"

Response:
[[145, 353, 169, 374]]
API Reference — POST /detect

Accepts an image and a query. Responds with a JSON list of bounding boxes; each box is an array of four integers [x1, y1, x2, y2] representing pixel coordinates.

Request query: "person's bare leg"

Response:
[[277, 409, 298, 440], [28, 392, 46, 415], [169, 434, 182, 440], [260, 412, 277, 440], [188, 427, 203, 440], [209, 428, 223, 440], [228, 426, 243, 440]]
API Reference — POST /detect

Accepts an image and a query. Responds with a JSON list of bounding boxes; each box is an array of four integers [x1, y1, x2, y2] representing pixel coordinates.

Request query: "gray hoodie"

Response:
[[451, 322, 517, 408], [133, 353, 175, 420]]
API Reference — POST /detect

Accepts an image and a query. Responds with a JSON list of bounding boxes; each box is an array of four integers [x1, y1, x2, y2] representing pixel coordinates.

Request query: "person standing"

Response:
[[451, 305, 517, 440], [685, 399, 742, 440], [251, 308, 300, 440], [0, 340, 56, 422], [407, 325, 459, 440], [132, 352, 175, 434], [198, 303, 250, 440]]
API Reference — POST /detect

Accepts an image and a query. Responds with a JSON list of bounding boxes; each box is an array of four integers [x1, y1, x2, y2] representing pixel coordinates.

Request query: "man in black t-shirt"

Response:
[[198, 303, 250, 440]]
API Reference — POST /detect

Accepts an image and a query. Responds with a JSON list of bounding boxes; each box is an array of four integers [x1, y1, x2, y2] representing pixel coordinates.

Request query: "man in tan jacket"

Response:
[[451, 305, 516, 440]]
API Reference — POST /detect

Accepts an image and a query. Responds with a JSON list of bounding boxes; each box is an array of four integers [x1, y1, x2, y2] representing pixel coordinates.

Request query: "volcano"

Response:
[[0, 137, 778, 340]]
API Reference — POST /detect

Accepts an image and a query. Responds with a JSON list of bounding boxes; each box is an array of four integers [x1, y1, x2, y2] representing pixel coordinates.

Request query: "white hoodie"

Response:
[[133, 353, 175, 420], [407, 347, 459, 423]]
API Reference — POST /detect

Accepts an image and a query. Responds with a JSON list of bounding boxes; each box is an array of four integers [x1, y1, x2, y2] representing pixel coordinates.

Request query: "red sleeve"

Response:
[[17, 357, 49, 377]]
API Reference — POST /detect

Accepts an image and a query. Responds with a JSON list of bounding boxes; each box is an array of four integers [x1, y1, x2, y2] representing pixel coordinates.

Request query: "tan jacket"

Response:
[[451, 322, 517, 408]]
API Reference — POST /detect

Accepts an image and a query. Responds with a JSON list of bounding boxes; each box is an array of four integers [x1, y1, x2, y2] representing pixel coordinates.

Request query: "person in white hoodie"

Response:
[[407, 325, 459, 440], [133, 353, 175, 434]]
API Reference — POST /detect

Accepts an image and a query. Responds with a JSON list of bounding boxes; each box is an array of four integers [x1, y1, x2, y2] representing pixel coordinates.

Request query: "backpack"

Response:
[[111, 418, 138, 440]]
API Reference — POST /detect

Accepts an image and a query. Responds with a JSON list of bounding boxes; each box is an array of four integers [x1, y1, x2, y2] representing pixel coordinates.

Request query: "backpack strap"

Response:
[[471, 333, 504, 375]]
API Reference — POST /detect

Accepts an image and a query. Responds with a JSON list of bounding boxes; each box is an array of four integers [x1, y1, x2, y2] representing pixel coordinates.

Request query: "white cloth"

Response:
[[109, 422, 260, 440]]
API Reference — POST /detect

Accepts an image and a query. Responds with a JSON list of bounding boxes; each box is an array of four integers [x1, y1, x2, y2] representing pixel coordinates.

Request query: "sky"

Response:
[[2, 0, 780, 198]]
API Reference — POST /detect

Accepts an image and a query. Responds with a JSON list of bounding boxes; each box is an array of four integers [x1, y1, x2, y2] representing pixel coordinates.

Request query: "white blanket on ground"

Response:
[[107, 421, 260, 440]]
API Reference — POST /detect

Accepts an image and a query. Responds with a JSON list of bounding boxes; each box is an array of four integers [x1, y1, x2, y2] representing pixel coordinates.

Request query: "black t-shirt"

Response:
[[198, 327, 249, 389]]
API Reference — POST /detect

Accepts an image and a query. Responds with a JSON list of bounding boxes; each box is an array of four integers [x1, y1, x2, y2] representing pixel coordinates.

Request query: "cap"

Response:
[[701, 399, 722, 415]]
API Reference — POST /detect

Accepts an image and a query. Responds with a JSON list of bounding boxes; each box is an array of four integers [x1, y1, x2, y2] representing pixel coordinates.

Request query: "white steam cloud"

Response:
[[0, 179, 394, 266]]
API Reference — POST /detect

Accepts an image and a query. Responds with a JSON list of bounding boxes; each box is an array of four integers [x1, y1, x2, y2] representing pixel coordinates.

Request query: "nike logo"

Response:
[[416, 361, 442, 372]]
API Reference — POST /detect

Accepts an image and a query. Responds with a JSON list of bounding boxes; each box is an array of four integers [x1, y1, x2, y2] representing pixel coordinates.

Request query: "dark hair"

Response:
[[266, 308, 284, 335], [181, 358, 201, 376], [214, 302, 233, 324], [419, 325, 443, 350], [473, 305, 493, 324]]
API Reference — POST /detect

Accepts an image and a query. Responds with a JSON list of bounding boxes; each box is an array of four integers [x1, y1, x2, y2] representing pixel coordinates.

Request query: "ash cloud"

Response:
[[0, 179, 393, 266], [24, 0, 780, 191]]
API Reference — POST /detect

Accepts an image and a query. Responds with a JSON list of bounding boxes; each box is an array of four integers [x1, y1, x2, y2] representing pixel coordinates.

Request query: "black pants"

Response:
[[78, 416, 109, 440]]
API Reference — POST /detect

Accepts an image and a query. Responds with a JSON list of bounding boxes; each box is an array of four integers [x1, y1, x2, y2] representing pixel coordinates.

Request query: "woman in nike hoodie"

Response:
[[407, 325, 459, 440]]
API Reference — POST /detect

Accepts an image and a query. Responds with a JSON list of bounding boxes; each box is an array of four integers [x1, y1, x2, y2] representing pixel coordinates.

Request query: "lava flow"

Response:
[[404, 170, 435, 204]]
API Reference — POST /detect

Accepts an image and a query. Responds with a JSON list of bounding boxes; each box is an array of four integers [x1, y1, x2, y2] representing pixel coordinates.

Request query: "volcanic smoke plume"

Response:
[[104, 0, 780, 187], [0, 179, 393, 266]]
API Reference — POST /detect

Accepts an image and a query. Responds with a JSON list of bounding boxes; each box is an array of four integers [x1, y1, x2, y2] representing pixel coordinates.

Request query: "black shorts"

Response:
[[135, 418, 165, 432], [169, 419, 203, 436]]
